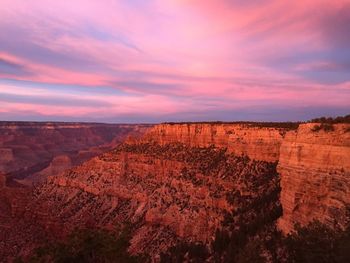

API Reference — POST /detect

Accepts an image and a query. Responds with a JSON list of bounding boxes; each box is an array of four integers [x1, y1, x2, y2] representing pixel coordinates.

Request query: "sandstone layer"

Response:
[[146, 123, 292, 162], [278, 123, 350, 233]]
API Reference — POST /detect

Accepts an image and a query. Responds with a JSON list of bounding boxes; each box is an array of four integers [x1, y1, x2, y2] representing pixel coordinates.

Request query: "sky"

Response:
[[0, 0, 349, 123]]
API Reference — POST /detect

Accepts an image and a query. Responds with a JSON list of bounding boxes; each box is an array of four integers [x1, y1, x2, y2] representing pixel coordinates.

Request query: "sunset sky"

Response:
[[0, 0, 349, 122]]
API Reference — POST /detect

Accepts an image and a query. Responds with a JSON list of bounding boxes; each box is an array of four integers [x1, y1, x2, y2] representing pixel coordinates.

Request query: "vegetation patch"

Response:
[[162, 121, 300, 130], [311, 123, 335, 132], [309, 114, 350, 124], [16, 226, 145, 263]]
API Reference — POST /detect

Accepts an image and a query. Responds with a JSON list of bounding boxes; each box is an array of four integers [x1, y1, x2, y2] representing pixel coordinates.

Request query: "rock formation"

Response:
[[278, 123, 350, 233], [33, 155, 72, 181], [0, 122, 151, 185], [0, 172, 34, 259], [146, 123, 291, 162], [0, 121, 349, 261], [0, 123, 286, 260]]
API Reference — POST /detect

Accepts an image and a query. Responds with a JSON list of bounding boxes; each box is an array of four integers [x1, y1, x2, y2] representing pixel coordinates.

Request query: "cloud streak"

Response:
[[0, 0, 349, 122]]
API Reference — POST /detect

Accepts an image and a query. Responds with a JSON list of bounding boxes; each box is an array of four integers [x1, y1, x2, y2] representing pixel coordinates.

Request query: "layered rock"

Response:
[[4, 132, 281, 260], [2, 121, 349, 260], [146, 123, 291, 162], [0, 122, 151, 184], [32, 155, 72, 181], [278, 123, 350, 233]]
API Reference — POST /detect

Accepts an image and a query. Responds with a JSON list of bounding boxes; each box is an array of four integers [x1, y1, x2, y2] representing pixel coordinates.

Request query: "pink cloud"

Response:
[[0, 0, 349, 121]]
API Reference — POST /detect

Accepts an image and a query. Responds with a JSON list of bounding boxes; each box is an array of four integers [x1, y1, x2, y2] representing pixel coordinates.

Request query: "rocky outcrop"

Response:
[[31, 155, 72, 183], [278, 123, 350, 233], [146, 123, 291, 162]]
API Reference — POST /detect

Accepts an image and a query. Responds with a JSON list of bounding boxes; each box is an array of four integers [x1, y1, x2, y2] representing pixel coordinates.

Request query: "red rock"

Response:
[[1, 122, 349, 260], [278, 123, 350, 233]]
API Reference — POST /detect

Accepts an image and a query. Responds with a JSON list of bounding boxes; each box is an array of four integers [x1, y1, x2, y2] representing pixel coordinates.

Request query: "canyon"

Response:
[[0, 121, 349, 261], [0, 122, 151, 185], [144, 122, 350, 233]]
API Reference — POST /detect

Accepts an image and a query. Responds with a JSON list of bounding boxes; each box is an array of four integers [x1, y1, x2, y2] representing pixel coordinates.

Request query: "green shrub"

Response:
[[309, 115, 350, 124], [311, 123, 335, 132]]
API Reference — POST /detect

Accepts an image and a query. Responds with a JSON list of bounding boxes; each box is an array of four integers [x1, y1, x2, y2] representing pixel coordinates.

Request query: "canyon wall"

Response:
[[0, 122, 151, 184], [1, 123, 284, 260], [278, 123, 350, 233], [1, 121, 349, 260], [23, 142, 280, 259], [146, 122, 350, 234], [146, 123, 291, 162]]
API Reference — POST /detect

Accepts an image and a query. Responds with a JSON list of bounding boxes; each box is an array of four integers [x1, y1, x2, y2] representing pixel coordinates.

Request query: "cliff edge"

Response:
[[278, 123, 350, 233], [145, 123, 292, 162]]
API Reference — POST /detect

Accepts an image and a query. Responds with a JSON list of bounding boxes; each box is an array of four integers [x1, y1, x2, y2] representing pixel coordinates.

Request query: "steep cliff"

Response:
[[278, 123, 350, 233], [146, 123, 292, 162]]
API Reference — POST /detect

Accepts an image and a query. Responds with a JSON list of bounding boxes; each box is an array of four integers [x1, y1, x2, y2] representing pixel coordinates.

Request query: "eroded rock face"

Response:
[[5, 139, 280, 259], [34, 155, 72, 180], [146, 123, 288, 162], [1, 121, 349, 260], [0, 173, 36, 259], [0, 122, 151, 184], [278, 123, 350, 233]]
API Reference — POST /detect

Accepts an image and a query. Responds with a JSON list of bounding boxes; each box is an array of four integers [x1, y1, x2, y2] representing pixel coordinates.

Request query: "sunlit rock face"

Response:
[[1, 122, 349, 260], [146, 123, 290, 162], [0, 122, 151, 184], [0, 123, 283, 260], [278, 123, 350, 233], [30, 143, 280, 255]]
